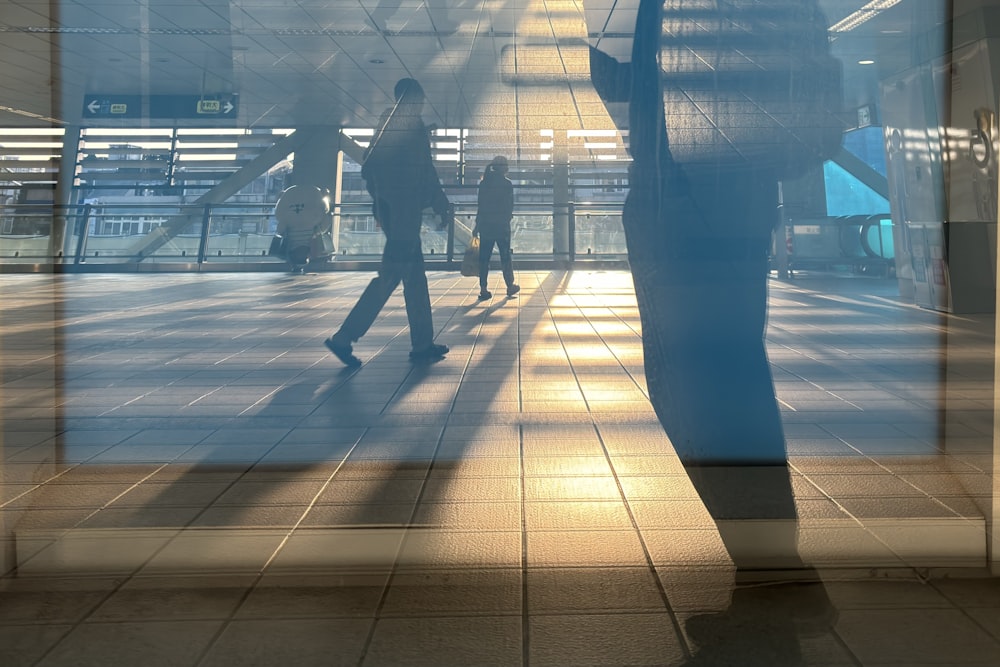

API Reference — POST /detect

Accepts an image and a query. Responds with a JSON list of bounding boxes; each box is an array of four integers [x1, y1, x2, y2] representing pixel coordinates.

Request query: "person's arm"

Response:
[[473, 181, 486, 236], [421, 139, 451, 216], [504, 179, 514, 222]]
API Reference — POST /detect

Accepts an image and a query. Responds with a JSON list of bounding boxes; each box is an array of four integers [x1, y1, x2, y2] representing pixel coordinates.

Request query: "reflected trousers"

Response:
[[478, 234, 515, 291], [336, 238, 434, 351]]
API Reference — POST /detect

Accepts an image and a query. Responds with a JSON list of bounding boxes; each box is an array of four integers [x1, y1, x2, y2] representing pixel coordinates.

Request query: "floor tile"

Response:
[[835, 608, 1000, 664], [0, 625, 73, 667], [527, 567, 666, 613], [200, 618, 373, 667], [3, 271, 1000, 666], [381, 568, 522, 616], [528, 613, 685, 667], [527, 530, 646, 567], [35, 620, 222, 667], [90, 575, 253, 621], [364, 616, 522, 667], [236, 573, 388, 619]]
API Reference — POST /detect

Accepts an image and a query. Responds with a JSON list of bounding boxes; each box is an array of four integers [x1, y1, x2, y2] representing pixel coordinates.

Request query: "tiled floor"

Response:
[[1, 269, 998, 666]]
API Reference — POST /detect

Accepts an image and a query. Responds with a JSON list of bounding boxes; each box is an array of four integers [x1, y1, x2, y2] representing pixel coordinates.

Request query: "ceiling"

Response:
[[0, 1, 954, 143]]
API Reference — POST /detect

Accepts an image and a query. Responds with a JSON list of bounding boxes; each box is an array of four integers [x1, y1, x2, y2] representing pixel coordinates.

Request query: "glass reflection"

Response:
[[1, 1, 998, 665]]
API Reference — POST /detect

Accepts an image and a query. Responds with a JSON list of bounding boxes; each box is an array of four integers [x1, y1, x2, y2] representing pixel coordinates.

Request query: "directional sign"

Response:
[[149, 94, 239, 119], [82, 95, 141, 119], [81, 94, 239, 122]]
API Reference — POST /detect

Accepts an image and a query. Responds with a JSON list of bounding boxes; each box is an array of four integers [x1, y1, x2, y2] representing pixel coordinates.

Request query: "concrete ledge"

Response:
[[13, 516, 989, 577], [712, 517, 987, 570]]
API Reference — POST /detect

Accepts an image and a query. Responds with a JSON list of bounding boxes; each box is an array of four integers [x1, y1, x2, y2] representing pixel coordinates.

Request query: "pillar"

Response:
[[552, 134, 570, 264], [48, 125, 80, 260]]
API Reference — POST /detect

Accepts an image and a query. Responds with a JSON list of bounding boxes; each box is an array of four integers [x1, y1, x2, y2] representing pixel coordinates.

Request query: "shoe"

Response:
[[409, 343, 449, 361], [506, 284, 520, 297], [324, 336, 361, 367], [478, 290, 492, 300]]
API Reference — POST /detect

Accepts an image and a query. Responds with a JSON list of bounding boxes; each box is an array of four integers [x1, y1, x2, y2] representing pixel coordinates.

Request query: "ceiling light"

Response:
[[828, 0, 901, 33], [567, 129, 617, 137], [858, 59, 875, 65]]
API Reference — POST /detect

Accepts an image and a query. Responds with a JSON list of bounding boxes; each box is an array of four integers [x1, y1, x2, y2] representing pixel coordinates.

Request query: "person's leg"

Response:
[[326, 239, 403, 365], [402, 245, 447, 360], [478, 236, 495, 297], [399, 241, 436, 351], [496, 235, 518, 295], [338, 273, 398, 340]]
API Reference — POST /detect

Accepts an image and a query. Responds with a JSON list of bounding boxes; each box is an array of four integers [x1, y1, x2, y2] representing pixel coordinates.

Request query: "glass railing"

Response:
[[572, 205, 627, 257]]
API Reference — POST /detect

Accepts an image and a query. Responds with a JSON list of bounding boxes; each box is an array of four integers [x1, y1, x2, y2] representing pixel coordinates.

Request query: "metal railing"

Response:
[[0, 201, 628, 270]]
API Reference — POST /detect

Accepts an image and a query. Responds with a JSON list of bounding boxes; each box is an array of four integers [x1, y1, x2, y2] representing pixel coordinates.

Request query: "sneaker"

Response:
[[324, 336, 361, 367], [409, 343, 449, 361], [478, 290, 492, 300], [506, 284, 520, 297]]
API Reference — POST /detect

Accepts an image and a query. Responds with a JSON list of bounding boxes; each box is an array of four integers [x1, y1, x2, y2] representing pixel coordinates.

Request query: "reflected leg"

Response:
[[620, 0, 791, 569], [496, 235, 515, 288], [336, 242, 405, 342], [400, 242, 434, 351], [478, 236, 496, 293]]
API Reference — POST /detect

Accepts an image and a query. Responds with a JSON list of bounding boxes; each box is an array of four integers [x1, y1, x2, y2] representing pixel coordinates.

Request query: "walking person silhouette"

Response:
[[325, 78, 453, 366], [473, 155, 519, 300]]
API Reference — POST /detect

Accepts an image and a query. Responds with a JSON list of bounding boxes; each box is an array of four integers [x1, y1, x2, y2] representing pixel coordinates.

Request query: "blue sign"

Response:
[[82, 95, 141, 119]]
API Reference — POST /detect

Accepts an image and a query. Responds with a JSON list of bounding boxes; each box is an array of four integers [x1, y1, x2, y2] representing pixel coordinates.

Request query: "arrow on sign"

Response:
[[224, 100, 234, 114], [81, 95, 140, 120]]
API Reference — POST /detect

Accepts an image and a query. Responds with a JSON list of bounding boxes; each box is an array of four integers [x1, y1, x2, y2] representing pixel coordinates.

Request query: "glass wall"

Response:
[[1, 127, 631, 265], [1, 2, 999, 665]]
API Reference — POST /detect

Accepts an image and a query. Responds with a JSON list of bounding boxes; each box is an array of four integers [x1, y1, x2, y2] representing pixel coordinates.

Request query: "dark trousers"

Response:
[[478, 234, 514, 291], [337, 238, 434, 350]]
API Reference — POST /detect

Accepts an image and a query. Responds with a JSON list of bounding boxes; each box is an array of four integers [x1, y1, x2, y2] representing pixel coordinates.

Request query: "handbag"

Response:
[[268, 235, 286, 258], [461, 236, 480, 277], [310, 230, 335, 257]]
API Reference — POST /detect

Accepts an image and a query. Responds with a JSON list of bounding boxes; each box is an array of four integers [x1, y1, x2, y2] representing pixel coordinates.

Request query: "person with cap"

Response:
[[473, 155, 519, 300], [324, 78, 453, 366]]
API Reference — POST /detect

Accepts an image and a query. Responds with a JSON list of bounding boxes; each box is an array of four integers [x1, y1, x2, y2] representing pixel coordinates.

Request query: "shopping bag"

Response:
[[310, 230, 335, 257], [461, 237, 480, 277]]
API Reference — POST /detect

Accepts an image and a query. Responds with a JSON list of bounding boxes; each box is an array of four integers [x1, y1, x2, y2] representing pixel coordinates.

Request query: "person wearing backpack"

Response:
[[473, 155, 519, 300], [324, 78, 453, 366]]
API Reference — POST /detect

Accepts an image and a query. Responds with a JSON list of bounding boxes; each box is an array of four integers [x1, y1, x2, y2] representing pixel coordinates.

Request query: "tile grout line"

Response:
[[191, 433, 370, 667], [517, 283, 530, 667], [551, 281, 694, 659], [352, 272, 495, 666]]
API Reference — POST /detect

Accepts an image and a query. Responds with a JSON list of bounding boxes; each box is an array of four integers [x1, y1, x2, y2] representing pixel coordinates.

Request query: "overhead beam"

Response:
[[337, 130, 366, 165]]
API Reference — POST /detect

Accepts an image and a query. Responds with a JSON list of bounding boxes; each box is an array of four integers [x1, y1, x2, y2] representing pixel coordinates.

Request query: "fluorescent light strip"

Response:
[[567, 129, 617, 137], [828, 0, 901, 33]]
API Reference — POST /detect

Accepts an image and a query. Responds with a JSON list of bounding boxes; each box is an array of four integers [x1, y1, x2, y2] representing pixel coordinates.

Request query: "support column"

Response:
[[552, 134, 570, 265], [331, 148, 344, 253], [290, 126, 342, 192], [290, 126, 343, 242], [48, 125, 80, 260]]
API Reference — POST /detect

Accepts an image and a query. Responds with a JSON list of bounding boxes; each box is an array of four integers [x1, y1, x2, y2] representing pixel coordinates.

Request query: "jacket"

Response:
[[475, 169, 514, 237], [362, 105, 449, 240]]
